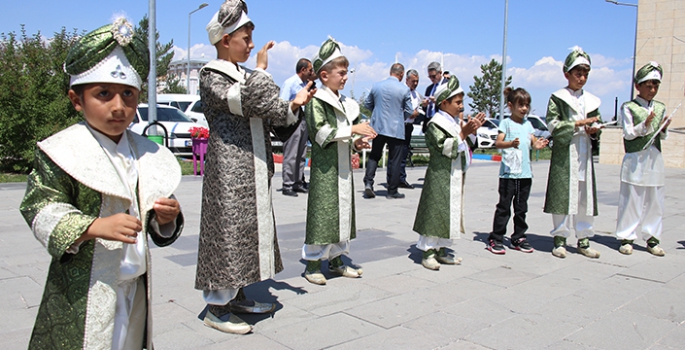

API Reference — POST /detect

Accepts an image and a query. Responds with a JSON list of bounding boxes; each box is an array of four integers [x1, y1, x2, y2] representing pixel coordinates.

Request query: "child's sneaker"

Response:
[[646, 237, 665, 256], [577, 238, 600, 259], [618, 240, 633, 255], [487, 239, 506, 255], [552, 236, 567, 258], [511, 238, 534, 253]]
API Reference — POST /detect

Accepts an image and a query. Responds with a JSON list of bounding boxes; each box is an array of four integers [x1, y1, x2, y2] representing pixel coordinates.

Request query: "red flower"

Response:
[[189, 126, 209, 139]]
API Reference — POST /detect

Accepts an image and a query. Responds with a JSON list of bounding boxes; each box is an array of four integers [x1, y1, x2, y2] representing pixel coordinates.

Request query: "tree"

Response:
[[467, 59, 512, 118], [134, 15, 175, 102], [0, 26, 82, 173], [161, 74, 187, 94]]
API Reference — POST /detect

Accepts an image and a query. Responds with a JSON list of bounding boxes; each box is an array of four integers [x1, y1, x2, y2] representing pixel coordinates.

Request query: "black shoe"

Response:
[[511, 238, 534, 253], [487, 239, 506, 254], [398, 181, 414, 189], [302, 181, 309, 190], [364, 185, 375, 198], [282, 188, 298, 197], [386, 192, 405, 199], [293, 186, 308, 193]]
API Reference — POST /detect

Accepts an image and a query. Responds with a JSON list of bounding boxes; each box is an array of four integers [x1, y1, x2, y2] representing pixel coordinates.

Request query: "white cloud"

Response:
[[170, 42, 631, 116]]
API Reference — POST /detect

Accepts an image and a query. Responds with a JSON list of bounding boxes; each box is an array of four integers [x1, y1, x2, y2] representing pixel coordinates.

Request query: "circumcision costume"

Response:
[[20, 18, 184, 349], [194, 0, 301, 334], [543, 47, 602, 258], [615, 62, 668, 256], [413, 76, 470, 270]]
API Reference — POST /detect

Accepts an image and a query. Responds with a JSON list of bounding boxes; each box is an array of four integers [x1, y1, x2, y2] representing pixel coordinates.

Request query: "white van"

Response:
[[156, 94, 208, 127]]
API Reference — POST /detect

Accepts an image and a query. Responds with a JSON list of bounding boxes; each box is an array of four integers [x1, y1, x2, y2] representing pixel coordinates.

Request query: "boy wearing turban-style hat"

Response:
[[412, 76, 485, 270], [194, 0, 315, 334], [20, 17, 184, 349], [301, 38, 376, 285], [543, 46, 603, 259], [614, 61, 670, 256]]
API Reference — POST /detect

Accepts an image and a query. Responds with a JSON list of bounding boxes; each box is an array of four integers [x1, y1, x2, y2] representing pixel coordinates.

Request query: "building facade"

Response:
[[164, 58, 210, 96], [600, 0, 685, 168]]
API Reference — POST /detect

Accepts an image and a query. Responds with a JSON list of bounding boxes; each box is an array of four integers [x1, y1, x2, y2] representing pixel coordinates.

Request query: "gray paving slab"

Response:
[[2, 159, 685, 349]]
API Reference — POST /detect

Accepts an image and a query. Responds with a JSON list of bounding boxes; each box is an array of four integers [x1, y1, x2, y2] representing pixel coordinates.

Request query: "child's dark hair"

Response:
[[504, 87, 531, 107]]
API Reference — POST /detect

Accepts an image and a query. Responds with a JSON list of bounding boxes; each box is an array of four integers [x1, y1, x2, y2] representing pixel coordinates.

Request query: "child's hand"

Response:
[[291, 81, 316, 111], [354, 137, 372, 150], [585, 125, 600, 134], [511, 138, 520, 149], [256, 40, 275, 70], [645, 111, 655, 126], [533, 137, 549, 150], [352, 122, 377, 138], [82, 213, 142, 244], [462, 113, 485, 136], [662, 117, 672, 129], [153, 198, 181, 226]]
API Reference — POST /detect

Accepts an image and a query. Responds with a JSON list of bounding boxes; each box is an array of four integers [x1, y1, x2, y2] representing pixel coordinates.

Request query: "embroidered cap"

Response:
[[635, 61, 663, 84], [313, 37, 343, 74], [206, 0, 252, 45], [435, 75, 463, 106], [65, 17, 149, 89], [563, 46, 591, 73]]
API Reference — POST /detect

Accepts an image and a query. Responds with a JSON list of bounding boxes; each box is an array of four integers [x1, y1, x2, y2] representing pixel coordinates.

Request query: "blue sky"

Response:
[[1, 0, 639, 118]]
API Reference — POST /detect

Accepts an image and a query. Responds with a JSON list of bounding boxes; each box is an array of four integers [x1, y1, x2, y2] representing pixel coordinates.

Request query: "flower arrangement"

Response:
[[189, 126, 209, 139]]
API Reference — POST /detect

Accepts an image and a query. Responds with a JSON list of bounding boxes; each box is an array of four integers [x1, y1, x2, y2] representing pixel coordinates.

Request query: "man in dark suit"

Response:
[[421, 61, 448, 132]]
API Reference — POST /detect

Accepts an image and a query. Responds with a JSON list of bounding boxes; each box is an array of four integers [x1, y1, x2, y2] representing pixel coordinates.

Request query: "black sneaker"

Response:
[[512, 238, 534, 253], [487, 239, 506, 254]]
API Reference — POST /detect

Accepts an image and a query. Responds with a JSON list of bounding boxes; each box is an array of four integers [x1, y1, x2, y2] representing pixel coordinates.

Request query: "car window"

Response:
[[190, 100, 205, 113], [482, 120, 498, 129], [137, 107, 193, 122], [528, 118, 548, 130], [177, 102, 192, 111]]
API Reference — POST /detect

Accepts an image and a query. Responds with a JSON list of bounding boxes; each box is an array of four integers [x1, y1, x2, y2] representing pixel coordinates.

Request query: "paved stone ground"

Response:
[[2, 159, 685, 349]]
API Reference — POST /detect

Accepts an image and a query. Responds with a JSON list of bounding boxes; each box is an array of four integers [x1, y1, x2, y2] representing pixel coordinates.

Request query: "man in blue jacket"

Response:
[[363, 63, 414, 199]]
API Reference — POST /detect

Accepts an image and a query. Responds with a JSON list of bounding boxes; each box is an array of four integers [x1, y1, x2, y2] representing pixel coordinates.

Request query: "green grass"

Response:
[[0, 173, 28, 183]]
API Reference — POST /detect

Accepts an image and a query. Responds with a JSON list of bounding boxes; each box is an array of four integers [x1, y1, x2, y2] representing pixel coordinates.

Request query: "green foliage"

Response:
[[134, 15, 175, 102], [0, 26, 83, 173], [162, 74, 187, 94], [467, 59, 512, 117], [358, 92, 372, 120]]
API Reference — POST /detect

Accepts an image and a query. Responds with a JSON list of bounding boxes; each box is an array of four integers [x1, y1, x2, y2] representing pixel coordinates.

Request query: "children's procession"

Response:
[[11, 0, 682, 349]]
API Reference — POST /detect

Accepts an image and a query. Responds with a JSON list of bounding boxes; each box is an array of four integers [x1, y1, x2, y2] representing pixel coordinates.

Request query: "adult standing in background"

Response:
[[280, 58, 316, 196], [399, 69, 423, 189], [363, 63, 414, 199], [422, 61, 448, 132]]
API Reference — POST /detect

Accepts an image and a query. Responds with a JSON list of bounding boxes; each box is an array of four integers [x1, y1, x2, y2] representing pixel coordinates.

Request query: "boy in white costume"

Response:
[[615, 62, 670, 256]]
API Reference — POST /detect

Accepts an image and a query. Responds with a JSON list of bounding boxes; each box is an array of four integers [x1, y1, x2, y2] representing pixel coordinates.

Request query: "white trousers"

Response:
[[416, 235, 453, 252], [203, 288, 239, 306], [615, 182, 664, 241], [302, 241, 350, 261], [112, 277, 146, 350], [550, 181, 595, 239]]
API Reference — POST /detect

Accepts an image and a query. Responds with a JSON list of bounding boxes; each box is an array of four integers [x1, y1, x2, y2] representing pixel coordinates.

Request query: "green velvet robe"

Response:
[[543, 88, 602, 216], [304, 86, 361, 245], [20, 123, 183, 350], [413, 113, 470, 239]]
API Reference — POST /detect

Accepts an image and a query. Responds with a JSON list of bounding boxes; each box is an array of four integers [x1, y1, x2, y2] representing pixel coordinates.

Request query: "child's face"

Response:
[[440, 94, 464, 117], [564, 66, 589, 91], [223, 26, 255, 63], [508, 101, 529, 120], [69, 83, 140, 143], [635, 80, 660, 101], [321, 66, 348, 92]]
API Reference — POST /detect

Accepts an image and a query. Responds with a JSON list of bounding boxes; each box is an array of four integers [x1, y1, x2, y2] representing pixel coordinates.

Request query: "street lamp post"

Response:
[[498, 0, 509, 120], [188, 3, 209, 94], [605, 0, 638, 99]]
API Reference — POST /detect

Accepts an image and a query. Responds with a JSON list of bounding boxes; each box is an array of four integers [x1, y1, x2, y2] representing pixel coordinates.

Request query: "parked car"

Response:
[[156, 94, 208, 127], [129, 104, 207, 156], [476, 118, 499, 149]]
